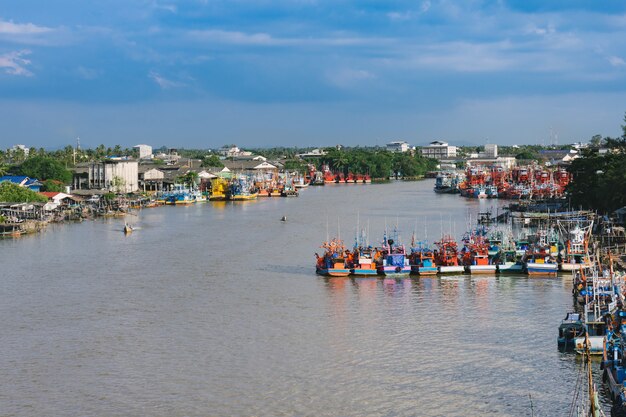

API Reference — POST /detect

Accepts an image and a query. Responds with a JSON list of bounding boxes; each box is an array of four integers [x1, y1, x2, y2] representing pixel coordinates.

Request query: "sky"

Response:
[[1, 0, 626, 149]]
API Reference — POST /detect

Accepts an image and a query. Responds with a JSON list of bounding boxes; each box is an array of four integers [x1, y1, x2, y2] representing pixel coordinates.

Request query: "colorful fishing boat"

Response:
[[316, 238, 351, 277], [209, 178, 228, 201], [559, 222, 593, 271], [434, 235, 465, 274], [523, 229, 558, 276], [409, 241, 438, 275], [375, 232, 411, 276], [227, 177, 259, 201], [523, 245, 558, 275], [349, 247, 378, 277]]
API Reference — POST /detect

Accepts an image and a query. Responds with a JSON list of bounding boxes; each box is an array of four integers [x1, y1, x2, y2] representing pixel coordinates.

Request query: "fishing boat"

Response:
[[603, 311, 626, 415], [497, 249, 524, 273], [523, 246, 558, 276], [560, 222, 593, 271], [316, 238, 351, 277], [349, 247, 378, 277], [522, 228, 559, 276], [209, 178, 228, 201], [574, 263, 621, 355], [434, 235, 465, 274], [557, 312, 584, 352], [462, 233, 497, 274], [123, 223, 133, 234], [409, 242, 438, 275], [227, 177, 259, 201], [433, 172, 460, 194], [293, 177, 309, 189], [375, 231, 411, 276]]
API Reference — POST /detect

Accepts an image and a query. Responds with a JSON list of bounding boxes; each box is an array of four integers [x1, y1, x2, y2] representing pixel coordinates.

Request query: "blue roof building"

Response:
[[0, 176, 43, 192]]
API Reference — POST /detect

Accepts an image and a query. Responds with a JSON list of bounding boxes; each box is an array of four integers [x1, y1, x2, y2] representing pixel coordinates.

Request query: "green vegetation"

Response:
[[0, 182, 47, 203], [320, 147, 437, 179], [283, 159, 308, 173], [41, 180, 66, 192], [201, 154, 224, 168], [178, 171, 199, 187], [17, 156, 72, 183], [567, 113, 626, 214]]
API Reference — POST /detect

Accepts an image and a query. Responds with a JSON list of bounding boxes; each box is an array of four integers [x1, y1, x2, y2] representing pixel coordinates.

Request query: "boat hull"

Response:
[[316, 267, 351, 277], [497, 263, 524, 273], [229, 193, 258, 201], [573, 335, 604, 355], [438, 265, 465, 274], [526, 263, 558, 276], [377, 266, 411, 276], [467, 265, 497, 274], [560, 262, 592, 271], [413, 266, 438, 275], [350, 268, 378, 277]]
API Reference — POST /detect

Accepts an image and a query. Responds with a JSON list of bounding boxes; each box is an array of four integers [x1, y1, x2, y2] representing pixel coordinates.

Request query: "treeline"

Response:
[[318, 147, 438, 179], [566, 114, 626, 214]]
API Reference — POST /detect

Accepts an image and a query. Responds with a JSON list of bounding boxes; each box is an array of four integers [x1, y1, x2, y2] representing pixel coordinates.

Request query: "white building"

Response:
[[134, 144, 153, 159], [74, 159, 139, 193], [11, 144, 30, 156], [386, 141, 410, 153], [298, 148, 327, 159], [420, 141, 457, 159], [483, 144, 498, 158]]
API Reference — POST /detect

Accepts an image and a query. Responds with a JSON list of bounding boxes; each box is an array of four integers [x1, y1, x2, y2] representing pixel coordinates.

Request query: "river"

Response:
[[0, 180, 607, 416]]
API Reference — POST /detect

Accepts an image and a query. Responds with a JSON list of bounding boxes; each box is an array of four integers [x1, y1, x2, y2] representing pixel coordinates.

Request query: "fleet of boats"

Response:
[[434, 165, 572, 200], [315, 215, 596, 278], [557, 254, 626, 416]]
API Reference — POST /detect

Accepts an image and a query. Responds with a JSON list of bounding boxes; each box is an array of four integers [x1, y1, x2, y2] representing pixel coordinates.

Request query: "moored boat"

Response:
[[316, 238, 351, 277], [435, 235, 465, 274], [375, 232, 411, 276]]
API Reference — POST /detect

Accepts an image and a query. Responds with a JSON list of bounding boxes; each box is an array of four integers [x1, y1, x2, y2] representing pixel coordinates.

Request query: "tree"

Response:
[[515, 150, 536, 160], [111, 176, 126, 193], [201, 155, 224, 168], [42, 180, 66, 192], [589, 134, 603, 147], [17, 156, 72, 183], [179, 171, 199, 187], [0, 182, 47, 203]]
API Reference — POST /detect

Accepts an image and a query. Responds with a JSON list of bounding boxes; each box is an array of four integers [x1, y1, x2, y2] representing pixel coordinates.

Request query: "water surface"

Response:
[[0, 180, 604, 416]]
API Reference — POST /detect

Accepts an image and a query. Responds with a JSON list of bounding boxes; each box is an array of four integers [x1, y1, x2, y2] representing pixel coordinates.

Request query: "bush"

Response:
[[0, 182, 48, 203]]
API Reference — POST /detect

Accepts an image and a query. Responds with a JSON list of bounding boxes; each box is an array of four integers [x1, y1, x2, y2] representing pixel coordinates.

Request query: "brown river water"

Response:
[[0, 180, 610, 416]]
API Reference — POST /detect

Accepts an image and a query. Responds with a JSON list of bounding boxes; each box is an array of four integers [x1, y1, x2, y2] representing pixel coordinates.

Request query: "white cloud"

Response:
[[149, 71, 184, 89], [0, 50, 33, 76], [0, 19, 52, 35], [150, 1, 177, 13], [387, 11, 413, 21], [608, 55, 626, 67], [187, 29, 387, 47]]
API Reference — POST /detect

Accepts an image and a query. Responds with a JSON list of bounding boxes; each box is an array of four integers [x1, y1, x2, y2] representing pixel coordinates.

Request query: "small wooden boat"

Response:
[[123, 223, 133, 234]]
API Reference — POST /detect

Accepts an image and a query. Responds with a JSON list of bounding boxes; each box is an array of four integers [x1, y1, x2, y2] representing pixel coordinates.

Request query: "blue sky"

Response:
[[1, 0, 625, 149]]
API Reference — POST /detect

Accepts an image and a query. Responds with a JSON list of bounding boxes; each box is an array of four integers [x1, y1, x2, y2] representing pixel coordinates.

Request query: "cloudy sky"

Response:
[[1, 0, 625, 149]]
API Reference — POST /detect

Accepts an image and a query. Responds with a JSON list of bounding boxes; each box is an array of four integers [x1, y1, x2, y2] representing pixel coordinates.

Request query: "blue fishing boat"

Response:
[[376, 230, 411, 276], [602, 311, 626, 415], [409, 241, 438, 275], [349, 247, 378, 276]]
